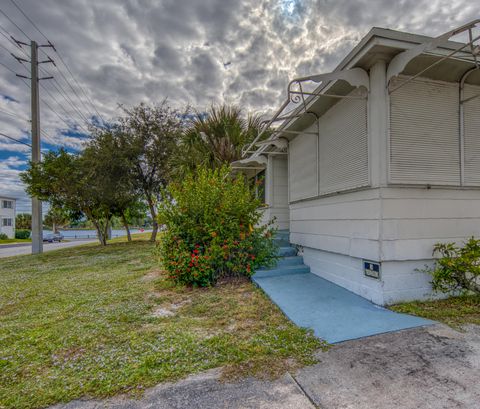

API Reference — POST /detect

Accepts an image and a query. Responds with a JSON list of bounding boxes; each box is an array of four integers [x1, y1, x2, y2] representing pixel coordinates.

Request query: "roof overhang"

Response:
[[240, 19, 480, 161]]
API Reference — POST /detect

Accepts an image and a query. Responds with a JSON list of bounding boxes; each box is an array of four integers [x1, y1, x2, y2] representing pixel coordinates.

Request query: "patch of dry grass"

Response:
[[0, 239, 325, 409]]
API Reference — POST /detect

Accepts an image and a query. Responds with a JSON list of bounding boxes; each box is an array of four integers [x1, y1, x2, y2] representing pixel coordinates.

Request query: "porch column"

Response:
[[368, 59, 389, 187]]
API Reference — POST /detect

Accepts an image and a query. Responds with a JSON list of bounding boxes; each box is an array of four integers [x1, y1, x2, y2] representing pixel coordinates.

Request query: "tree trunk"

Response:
[[147, 197, 158, 242], [52, 221, 57, 234], [93, 221, 106, 246], [120, 211, 132, 242], [103, 218, 110, 245]]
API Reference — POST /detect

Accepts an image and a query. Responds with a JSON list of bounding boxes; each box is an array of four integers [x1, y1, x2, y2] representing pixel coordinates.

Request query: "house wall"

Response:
[[286, 61, 480, 305], [0, 198, 16, 238], [290, 188, 384, 304]]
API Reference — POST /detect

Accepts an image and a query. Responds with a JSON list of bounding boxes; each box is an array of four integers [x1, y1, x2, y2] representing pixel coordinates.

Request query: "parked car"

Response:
[[43, 232, 64, 243]]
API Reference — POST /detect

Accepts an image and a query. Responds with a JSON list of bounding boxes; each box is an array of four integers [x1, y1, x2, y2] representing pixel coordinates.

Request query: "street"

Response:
[[0, 239, 97, 258]]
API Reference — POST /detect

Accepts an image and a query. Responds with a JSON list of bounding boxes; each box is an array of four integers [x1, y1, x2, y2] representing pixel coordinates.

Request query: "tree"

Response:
[[116, 101, 186, 242], [21, 149, 112, 246], [172, 105, 266, 176], [15, 213, 31, 230], [43, 207, 70, 233], [85, 127, 142, 242]]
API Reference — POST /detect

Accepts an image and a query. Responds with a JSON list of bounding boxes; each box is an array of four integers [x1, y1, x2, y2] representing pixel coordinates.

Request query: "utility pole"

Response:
[[30, 40, 42, 254], [12, 38, 55, 254]]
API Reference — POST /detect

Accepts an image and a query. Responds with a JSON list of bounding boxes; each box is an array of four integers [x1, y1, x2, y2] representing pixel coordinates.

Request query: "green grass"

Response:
[[0, 238, 324, 409], [391, 294, 480, 328], [0, 238, 31, 245]]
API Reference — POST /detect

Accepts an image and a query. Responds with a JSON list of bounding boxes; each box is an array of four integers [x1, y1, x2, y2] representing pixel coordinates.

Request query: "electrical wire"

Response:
[[0, 131, 31, 147]]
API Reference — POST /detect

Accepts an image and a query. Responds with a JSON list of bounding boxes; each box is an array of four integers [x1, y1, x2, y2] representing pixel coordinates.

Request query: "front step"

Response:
[[277, 246, 296, 257], [275, 255, 304, 267], [254, 264, 310, 279]]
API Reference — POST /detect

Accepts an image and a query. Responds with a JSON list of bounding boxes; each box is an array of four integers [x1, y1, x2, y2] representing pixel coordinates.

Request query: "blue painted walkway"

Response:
[[253, 231, 434, 344]]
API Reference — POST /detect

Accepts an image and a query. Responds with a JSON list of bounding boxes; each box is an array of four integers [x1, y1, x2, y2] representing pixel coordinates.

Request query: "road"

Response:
[[0, 239, 97, 258]]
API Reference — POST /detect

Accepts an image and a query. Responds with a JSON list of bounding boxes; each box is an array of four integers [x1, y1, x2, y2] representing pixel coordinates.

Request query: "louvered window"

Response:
[[318, 97, 369, 194], [463, 83, 480, 186], [389, 77, 460, 185], [289, 127, 318, 201]]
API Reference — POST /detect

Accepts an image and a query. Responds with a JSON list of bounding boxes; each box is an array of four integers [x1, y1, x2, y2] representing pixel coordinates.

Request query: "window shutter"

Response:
[[289, 127, 318, 201], [463, 83, 480, 186], [389, 77, 460, 185], [318, 97, 368, 194]]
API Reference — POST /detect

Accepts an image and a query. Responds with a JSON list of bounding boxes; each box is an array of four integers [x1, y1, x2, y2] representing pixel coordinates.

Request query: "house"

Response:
[[234, 20, 480, 305], [0, 196, 16, 238]]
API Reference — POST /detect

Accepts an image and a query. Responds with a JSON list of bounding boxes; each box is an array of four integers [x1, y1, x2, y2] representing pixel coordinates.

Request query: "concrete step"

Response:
[[273, 239, 291, 247], [253, 264, 310, 279], [275, 255, 304, 267], [275, 230, 290, 241], [277, 246, 297, 257]]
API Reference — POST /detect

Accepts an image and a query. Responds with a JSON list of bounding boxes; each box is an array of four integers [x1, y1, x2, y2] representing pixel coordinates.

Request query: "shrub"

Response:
[[424, 237, 480, 295], [15, 229, 31, 239], [157, 165, 277, 286], [0, 233, 8, 240]]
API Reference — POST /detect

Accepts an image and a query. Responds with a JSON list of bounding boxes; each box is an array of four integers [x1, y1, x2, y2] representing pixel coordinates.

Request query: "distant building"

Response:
[[0, 196, 16, 238]]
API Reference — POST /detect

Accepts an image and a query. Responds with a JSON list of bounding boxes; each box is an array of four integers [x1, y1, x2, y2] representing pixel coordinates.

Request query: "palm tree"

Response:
[[173, 105, 265, 176]]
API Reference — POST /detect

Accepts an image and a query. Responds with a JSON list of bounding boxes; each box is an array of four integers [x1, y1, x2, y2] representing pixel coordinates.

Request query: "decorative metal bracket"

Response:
[[387, 19, 480, 92], [242, 68, 369, 157]]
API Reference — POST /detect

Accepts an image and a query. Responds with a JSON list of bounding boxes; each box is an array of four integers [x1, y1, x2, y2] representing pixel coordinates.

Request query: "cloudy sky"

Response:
[[0, 0, 479, 212]]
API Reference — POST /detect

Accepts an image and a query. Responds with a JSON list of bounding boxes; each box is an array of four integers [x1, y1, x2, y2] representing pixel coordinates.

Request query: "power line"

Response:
[[9, 0, 46, 41], [0, 107, 29, 121], [0, 131, 31, 147], [7, 0, 105, 124], [0, 6, 31, 41], [0, 59, 17, 74]]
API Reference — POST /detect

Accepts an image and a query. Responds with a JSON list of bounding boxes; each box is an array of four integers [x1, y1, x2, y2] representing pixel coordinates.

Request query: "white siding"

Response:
[[463, 83, 480, 186], [389, 77, 460, 185], [290, 188, 381, 261], [288, 125, 318, 201], [380, 187, 480, 261], [319, 97, 369, 194]]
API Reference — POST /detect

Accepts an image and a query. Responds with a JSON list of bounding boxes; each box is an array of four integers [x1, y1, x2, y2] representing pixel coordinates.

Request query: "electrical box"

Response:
[[363, 260, 381, 279]]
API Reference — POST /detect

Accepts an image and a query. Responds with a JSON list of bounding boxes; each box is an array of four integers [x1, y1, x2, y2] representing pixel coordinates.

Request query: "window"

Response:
[[2, 218, 12, 227], [2, 200, 12, 209]]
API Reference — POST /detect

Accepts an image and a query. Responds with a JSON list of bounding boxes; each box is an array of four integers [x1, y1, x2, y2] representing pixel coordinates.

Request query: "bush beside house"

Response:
[[158, 166, 277, 286]]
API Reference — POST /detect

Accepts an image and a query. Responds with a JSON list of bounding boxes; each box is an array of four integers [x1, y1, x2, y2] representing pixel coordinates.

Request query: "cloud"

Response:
[[0, 0, 479, 212]]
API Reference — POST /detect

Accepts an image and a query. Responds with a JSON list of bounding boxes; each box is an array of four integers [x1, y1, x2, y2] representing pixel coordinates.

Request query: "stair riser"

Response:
[[275, 256, 304, 267], [253, 268, 310, 279], [277, 247, 296, 257], [273, 239, 291, 247]]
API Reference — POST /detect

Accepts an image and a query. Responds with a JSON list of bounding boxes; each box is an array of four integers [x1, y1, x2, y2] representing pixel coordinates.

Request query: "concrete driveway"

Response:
[[0, 239, 97, 258], [50, 323, 479, 409]]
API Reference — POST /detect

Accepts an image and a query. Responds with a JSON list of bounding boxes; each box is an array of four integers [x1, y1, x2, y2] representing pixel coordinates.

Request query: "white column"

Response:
[[368, 60, 389, 187]]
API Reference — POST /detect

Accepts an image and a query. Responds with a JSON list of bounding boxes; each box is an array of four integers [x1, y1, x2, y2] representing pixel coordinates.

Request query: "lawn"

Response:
[[391, 295, 480, 328], [0, 238, 31, 245], [0, 237, 324, 409]]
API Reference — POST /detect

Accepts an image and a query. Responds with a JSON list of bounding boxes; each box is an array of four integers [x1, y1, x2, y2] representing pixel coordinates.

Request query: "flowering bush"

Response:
[[422, 237, 480, 295], [157, 165, 277, 286]]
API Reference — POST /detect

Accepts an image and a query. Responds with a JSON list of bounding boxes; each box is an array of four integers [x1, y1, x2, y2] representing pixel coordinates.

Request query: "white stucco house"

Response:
[[0, 196, 16, 238], [234, 20, 480, 305]]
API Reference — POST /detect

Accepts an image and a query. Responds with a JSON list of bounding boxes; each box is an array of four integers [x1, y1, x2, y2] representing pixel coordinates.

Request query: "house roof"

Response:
[[244, 20, 480, 160], [0, 196, 17, 201]]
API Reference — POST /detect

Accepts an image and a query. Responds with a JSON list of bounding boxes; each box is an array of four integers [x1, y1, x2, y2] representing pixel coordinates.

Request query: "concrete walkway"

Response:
[[0, 239, 97, 258], [50, 324, 480, 409], [253, 272, 433, 343]]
